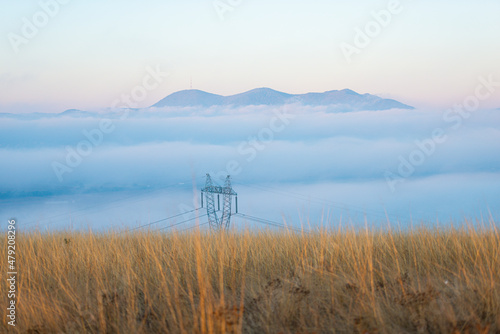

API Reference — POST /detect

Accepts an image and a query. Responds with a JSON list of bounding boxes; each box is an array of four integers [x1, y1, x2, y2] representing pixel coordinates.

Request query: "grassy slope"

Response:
[[1, 222, 499, 333]]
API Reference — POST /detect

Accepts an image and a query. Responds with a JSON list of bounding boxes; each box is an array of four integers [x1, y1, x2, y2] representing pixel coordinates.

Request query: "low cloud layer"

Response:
[[1, 106, 499, 226]]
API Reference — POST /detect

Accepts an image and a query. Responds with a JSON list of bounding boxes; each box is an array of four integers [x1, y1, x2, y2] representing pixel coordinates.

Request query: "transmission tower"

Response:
[[201, 174, 238, 230]]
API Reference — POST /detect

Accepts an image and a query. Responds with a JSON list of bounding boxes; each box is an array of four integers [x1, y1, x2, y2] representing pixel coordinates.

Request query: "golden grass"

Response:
[[1, 220, 500, 333]]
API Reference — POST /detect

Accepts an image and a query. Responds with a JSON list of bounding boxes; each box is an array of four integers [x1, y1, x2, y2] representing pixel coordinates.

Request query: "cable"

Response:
[[235, 212, 309, 233], [233, 181, 420, 223], [157, 213, 208, 232], [177, 221, 210, 233], [237, 214, 306, 233], [24, 176, 206, 228], [122, 208, 202, 233]]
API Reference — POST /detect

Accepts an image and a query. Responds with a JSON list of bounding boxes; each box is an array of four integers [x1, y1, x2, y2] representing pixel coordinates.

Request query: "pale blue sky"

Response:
[[1, 0, 499, 113]]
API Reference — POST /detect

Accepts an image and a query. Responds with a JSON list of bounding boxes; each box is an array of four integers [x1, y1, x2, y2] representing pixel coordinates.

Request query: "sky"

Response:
[[1, 1, 499, 230], [1, 0, 500, 113]]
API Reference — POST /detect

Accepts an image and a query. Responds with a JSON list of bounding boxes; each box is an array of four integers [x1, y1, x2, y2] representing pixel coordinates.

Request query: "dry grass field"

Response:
[[1, 219, 500, 333]]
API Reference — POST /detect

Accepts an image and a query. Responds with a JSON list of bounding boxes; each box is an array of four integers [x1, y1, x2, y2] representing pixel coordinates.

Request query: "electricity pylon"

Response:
[[201, 174, 237, 230]]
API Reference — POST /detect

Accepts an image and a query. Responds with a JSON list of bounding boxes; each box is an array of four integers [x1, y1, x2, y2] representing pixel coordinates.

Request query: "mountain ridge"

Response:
[[0, 88, 415, 119], [152, 87, 414, 110]]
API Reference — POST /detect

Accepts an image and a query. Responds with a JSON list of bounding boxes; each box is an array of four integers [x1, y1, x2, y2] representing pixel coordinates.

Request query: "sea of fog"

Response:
[[1, 105, 499, 232]]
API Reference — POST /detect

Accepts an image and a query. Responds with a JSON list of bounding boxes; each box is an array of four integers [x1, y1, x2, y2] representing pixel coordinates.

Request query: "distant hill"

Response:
[[152, 87, 414, 110], [154, 90, 224, 107], [0, 88, 414, 120], [222, 88, 293, 106]]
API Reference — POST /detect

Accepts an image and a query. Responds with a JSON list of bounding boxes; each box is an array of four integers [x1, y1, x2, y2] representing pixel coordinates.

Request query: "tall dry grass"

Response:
[[1, 220, 500, 333]]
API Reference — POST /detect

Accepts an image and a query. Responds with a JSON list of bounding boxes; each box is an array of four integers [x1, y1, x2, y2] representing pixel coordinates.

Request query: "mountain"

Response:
[[223, 88, 293, 106], [153, 89, 224, 107], [151, 88, 414, 110], [0, 88, 414, 120], [297, 89, 412, 110], [298, 89, 362, 105]]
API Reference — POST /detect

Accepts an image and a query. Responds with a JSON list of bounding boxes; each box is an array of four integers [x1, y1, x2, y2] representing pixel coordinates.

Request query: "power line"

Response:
[[233, 181, 412, 223], [123, 208, 202, 233], [18, 173, 436, 233], [157, 213, 208, 232], [235, 182, 383, 217], [177, 221, 210, 233], [235, 213, 309, 233], [24, 178, 205, 228]]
